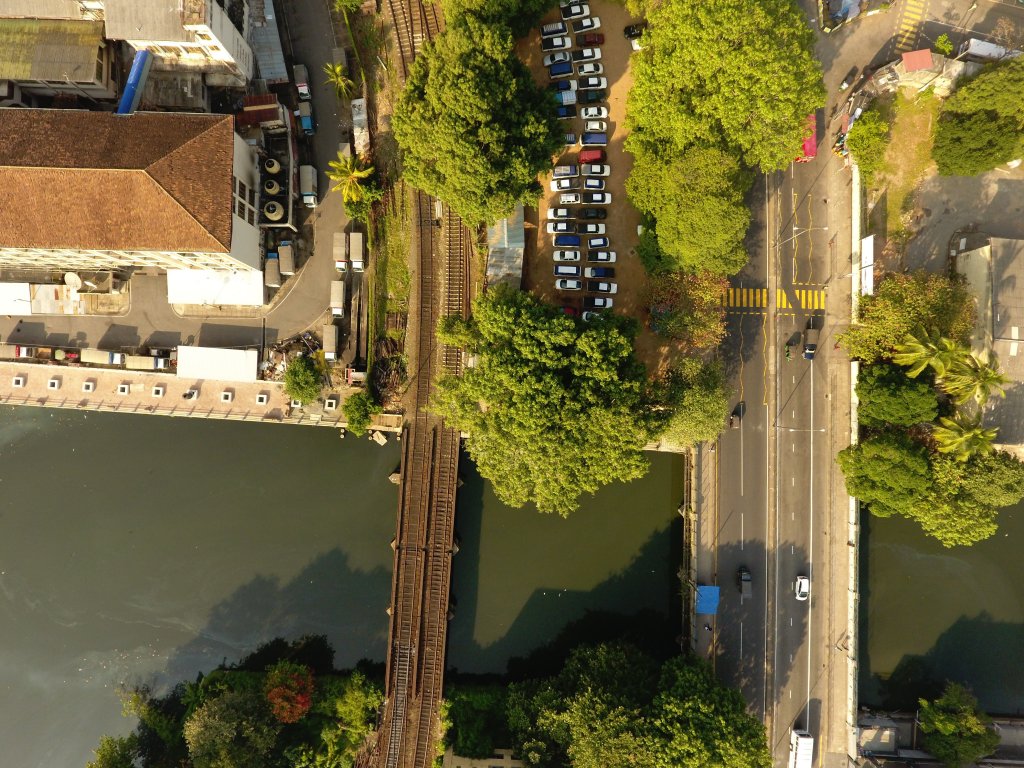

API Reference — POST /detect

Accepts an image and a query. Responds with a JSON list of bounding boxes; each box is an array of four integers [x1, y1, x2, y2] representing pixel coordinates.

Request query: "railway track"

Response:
[[376, 1, 468, 766]]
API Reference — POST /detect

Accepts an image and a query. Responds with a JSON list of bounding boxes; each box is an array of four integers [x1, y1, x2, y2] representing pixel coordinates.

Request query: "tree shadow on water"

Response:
[[156, 549, 392, 688]]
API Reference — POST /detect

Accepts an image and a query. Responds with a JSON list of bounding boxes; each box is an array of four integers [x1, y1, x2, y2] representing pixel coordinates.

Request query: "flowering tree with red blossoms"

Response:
[[264, 661, 315, 724]]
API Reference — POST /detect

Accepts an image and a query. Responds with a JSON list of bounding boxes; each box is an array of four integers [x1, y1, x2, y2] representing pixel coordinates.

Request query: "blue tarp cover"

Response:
[[695, 585, 720, 615]]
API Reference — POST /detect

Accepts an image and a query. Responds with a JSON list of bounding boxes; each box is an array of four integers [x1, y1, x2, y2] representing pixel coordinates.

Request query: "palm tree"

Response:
[[326, 152, 374, 203], [932, 415, 998, 462], [939, 355, 1009, 406], [323, 62, 356, 101], [892, 327, 967, 378]]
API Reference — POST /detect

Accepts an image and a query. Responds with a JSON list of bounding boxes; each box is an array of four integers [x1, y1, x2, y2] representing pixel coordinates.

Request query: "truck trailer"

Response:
[[299, 165, 318, 208], [80, 348, 125, 366], [330, 280, 346, 317], [334, 231, 349, 271], [125, 354, 170, 371], [349, 231, 365, 272], [322, 324, 338, 361], [789, 730, 814, 768]]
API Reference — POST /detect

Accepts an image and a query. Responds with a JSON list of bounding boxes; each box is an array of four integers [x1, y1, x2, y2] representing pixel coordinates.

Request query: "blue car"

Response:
[[556, 105, 577, 119], [554, 234, 582, 247]]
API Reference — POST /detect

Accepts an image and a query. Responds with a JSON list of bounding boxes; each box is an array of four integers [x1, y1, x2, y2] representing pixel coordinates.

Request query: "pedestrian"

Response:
[[704, 623, 713, 632]]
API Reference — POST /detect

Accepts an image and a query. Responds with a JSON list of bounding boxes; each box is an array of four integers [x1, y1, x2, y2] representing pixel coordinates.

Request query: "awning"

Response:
[[695, 585, 720, 615]]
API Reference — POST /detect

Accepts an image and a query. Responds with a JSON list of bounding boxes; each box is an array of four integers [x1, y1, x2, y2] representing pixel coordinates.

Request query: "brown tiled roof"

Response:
[[0, 109, 235, 252]]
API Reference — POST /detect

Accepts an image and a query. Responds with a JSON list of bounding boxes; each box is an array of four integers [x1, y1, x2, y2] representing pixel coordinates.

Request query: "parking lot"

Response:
[[517, 1, 648, 333]]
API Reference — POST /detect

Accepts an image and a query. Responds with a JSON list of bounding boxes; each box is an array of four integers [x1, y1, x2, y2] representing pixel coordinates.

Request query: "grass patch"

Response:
[[372, 191, 411, 341], [873, 90, 940, 244]]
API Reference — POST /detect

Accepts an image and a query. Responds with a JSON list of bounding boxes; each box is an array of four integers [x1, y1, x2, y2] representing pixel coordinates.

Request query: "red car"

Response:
[[581, 32, 605, 46], [579, 148, 605, 164]]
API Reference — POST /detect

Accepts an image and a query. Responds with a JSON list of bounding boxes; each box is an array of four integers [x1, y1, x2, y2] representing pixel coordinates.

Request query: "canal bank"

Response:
[[0, 407, 684, 767], [859, 504, 1024, 715]]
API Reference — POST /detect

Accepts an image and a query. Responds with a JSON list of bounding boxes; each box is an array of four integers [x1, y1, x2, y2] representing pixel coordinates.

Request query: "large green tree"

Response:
[[626, 0, 824, 172], [840, 271, 975, 363], [431, 287, 653, 515], [931, 415, 998, 462], [626, 147, 751, 275], [653, 358, 731, 449], [922, 452, 1024, 546], [892, 327, 968, 378], [650, 657, 772, 768], [855, 363, 938, 428], [933, 58, 1024, 176], [918, 682, 1000, 767], [507, 643, 770, 768], [939, 355, 1009, 406], [393, 15, 561, 224], [845, 107, 890, 183], [837, 431, 932, 519], [183, 691, 280, 768]]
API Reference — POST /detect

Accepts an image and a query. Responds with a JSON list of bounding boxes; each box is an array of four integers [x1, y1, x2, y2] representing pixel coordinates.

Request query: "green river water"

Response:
[[0, 407, 683, 767]]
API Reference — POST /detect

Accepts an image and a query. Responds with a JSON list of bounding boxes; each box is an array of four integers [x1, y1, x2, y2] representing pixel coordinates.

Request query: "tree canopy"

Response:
[[431, 287, 653, 515], [933, 58, 1024, 176], [393, 14, 562, 224], [626, 0, 825, 172], [840, 271, 975, 363], [839, 429, 1024, 546], [855, 363, 938, 428], [88, 637, 381, 768], [918, 682, 1000, 767], [838, 430, 933, 520], [845, 108, 890, 183], [653, 358, 731, 449], [507, 642, 770, 768], [646, 270, 729, 348], [626, 147, 751, 275], [284, 356, 323, 404]]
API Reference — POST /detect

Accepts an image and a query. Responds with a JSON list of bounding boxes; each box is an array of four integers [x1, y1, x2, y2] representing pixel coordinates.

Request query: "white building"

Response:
[[0, 109, 261, 272], [104, 0, 254, 86]]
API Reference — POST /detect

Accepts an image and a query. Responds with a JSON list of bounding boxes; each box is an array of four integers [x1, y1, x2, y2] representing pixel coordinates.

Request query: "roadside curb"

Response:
[[845, 162, 862, 763]]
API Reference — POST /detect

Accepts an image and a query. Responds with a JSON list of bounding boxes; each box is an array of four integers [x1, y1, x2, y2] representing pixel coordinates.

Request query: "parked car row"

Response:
[[541, 3, 619, 312]]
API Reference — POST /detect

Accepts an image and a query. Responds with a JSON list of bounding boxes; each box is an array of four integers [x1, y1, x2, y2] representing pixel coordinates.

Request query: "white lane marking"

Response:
[[792, 477, 796, 486], [740, 621, 744, 659], [807, 360, 815, 714], [741, 512, 745, 549]]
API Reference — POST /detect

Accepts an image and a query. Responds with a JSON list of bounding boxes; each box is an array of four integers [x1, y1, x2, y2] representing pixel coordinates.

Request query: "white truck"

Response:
[[349, 231, 365, 272], [299, 165, 318, 208], [125, 354, 170, 371], [322, 324, 338, 361], [789, 730, 814, 768], [330, 280, 346, 318], [80, 348, 125, 366], [294, 64, 311, 100], [334, 231, 349, 272], [958, 38, 1021, 62]]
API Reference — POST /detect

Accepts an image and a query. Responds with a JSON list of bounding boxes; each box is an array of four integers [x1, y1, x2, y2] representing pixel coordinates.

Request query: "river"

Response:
[[859, 503, 1024, 715], [0, 407, 682, 767]]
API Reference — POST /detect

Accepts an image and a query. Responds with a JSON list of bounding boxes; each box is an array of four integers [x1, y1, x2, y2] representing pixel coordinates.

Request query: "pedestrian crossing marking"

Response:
[[723, 287, 768, 308], [894, 0, 927, 53], [722, 287, 826, 312]]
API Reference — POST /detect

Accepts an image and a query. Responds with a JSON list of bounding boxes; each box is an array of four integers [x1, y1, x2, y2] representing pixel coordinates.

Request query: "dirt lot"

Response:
[[518, 2, 677, 369]]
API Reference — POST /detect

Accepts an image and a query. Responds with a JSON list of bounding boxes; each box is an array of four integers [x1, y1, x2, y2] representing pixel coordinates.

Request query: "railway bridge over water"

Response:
[[365, 1, 470, 765]]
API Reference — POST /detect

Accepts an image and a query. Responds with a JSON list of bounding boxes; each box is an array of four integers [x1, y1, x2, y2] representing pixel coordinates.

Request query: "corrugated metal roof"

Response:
[[901, 49, 934, 73], [250, 0, 288, 84], [0, 18, 104, 82]]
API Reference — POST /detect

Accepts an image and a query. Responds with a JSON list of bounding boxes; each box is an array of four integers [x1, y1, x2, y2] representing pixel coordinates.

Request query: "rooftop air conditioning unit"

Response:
[[263, 201, 284, 221]]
